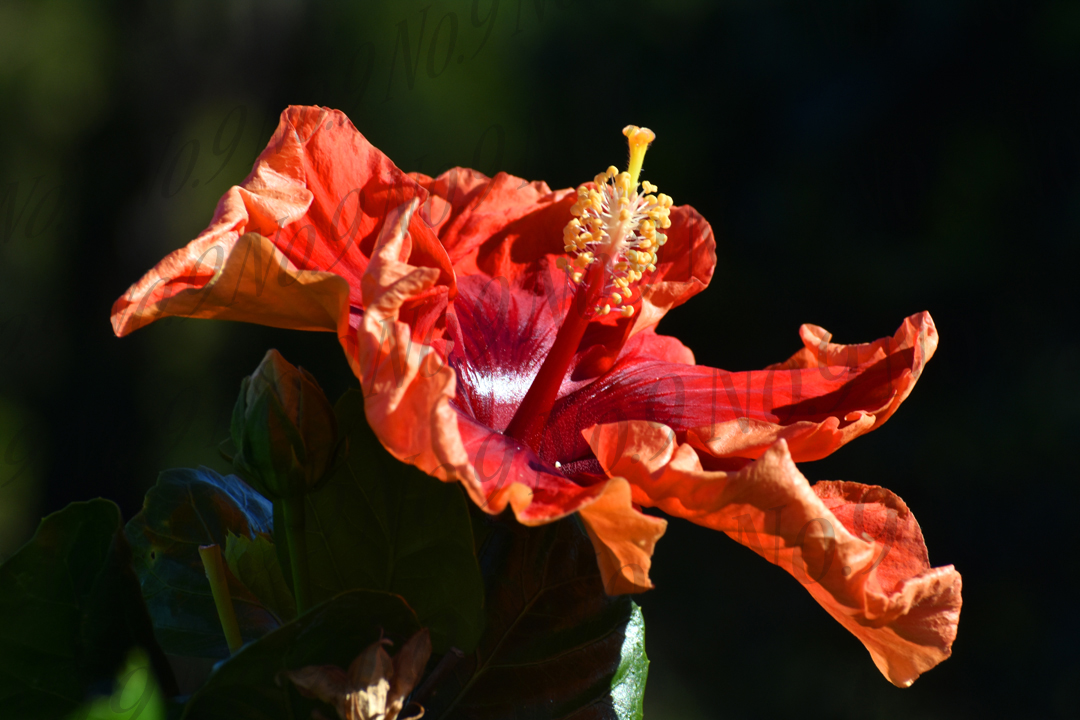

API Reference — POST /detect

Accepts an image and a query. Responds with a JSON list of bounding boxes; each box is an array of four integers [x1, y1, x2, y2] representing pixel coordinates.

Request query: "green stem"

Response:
[[282, 496, 311, 614], [198, 544, 243, 654]]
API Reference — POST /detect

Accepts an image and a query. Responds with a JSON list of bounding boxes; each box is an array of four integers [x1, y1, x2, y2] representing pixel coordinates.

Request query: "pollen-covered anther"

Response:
[[558, 124, 673, 319]]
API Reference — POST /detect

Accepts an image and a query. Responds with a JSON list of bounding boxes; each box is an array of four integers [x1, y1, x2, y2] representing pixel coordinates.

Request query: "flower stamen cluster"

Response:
[[555, 126, 674, 318]]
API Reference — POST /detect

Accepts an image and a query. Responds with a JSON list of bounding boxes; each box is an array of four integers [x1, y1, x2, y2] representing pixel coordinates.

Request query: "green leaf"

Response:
[[124, 467, 281, 658], [180, 589, 420, 720], [0, 500, 176, 719], [300, 390, 484, 653], [609, 604, 648, 720], [224, 532, 296, 624], [66, 648, 166, 720], [422, 516, 649, 720]]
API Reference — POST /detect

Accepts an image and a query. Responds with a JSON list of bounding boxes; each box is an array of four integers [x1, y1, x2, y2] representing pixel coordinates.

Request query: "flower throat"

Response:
[[504, 126, 673, 452]]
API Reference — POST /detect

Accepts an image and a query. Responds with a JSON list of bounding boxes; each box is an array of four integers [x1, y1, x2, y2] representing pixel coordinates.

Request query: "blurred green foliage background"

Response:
[[1, 0, 1077, 717]]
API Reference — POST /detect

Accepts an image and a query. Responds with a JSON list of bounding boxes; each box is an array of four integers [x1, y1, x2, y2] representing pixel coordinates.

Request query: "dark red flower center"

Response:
[[448, 126, 673, 462]]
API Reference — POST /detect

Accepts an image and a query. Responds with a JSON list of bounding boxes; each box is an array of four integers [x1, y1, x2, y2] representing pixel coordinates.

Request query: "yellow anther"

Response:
[[622, 125, 656, 189], [556, 257, 568, 269], [559, 127, 674, 318]]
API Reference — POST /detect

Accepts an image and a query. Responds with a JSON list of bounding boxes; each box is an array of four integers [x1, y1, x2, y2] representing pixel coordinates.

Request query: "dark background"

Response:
[[1, 0, 1076, 717]]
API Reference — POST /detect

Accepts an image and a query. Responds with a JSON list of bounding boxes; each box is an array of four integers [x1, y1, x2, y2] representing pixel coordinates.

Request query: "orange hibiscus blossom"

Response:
[[112, 106, 960, 687]]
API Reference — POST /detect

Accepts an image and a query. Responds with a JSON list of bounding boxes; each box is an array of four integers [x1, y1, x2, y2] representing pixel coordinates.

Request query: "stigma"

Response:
[[555, 125, 674, 318]]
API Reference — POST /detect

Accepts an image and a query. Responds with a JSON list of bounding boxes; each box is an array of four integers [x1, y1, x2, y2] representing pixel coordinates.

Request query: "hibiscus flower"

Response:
[[112, 106, 961, 687]]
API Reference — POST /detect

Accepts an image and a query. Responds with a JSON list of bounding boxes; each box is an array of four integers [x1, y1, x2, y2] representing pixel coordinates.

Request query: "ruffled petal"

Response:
[[258, 106, 454, 303], [356, 198, 454, 475], [112, 105, 454, 341], [586, 420, 961, 687], [544, 313, 937, 467], [410, 169, 568, 269], [111, 231, 352, 339]]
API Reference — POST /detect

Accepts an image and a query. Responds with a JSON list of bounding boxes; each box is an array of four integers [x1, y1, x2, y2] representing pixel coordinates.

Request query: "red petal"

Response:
[[544, 313, 937, 466], [633, 205, 717, 333], [586, 421, 961, 687], [447, 274, 564, 433]]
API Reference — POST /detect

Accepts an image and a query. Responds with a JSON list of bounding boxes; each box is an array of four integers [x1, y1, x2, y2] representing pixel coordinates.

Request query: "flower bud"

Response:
[[230, 349, 343, 499]]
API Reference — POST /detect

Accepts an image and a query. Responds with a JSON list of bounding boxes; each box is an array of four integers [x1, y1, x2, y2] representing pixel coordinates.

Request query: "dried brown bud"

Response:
[[280, 629, 432, 720]]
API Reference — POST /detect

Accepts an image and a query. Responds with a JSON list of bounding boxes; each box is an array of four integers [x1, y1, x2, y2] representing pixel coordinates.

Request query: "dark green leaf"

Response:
[[423, 516, 649, 720], [0, 500, 176, 719], [224, 532, 296, 624], [124, 467, 280, 658], [181, 589, 419, 720], [300, 390, 484, 653]]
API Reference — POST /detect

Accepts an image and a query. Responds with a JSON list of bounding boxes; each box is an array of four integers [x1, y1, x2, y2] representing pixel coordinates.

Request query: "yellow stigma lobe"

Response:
[[623, 125, 656, 190], [562, 126, 673, 318]]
